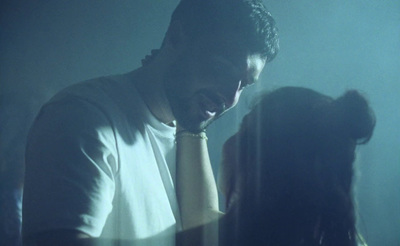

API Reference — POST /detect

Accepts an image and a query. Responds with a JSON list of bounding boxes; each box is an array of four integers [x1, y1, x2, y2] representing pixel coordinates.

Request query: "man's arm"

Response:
[[23, 98, 118, 244], [175, 127, 222, 230]]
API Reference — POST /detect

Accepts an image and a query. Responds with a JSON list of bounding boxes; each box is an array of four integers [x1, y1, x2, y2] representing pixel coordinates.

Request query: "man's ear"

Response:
[[164, 20, 188, 52]]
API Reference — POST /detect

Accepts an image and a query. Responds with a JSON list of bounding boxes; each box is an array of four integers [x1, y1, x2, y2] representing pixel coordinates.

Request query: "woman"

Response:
[[177, 86, 375, 246]]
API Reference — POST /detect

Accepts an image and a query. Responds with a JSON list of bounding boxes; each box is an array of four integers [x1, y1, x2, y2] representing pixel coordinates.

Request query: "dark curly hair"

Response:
[[234, 87, 375, 246], [142, 0, 279, 65]]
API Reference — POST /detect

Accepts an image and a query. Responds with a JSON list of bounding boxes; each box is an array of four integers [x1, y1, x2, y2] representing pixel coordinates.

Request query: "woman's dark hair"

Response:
[[235, 87, 375, 245]]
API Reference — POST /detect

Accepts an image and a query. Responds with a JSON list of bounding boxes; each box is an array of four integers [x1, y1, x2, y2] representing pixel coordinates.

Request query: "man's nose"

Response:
[[219, 80, 242, 110]]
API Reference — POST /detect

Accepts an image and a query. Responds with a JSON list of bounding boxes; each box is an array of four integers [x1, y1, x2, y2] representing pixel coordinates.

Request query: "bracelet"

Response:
[[175, 130, 208, 141]]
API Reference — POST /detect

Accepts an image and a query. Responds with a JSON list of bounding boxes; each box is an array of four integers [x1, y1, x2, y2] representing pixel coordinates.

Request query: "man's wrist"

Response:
[[175, 130, 208, 141]]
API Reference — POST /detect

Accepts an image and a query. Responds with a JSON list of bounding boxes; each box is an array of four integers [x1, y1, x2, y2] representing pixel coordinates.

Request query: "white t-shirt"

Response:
[[23, 73, 181, 245]]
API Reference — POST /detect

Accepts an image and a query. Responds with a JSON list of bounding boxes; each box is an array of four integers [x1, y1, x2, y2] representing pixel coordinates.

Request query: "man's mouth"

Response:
[[198, 93, 224, 120]]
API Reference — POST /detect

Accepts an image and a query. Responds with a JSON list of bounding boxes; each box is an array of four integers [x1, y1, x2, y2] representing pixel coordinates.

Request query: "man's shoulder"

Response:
[[51, 74, 127, 103], [45, 73, 142, 114], [38, 73, 149, 134]]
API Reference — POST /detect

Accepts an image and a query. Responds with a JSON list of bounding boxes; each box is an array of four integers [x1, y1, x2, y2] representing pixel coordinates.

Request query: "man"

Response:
[[22, 0, 279, 245]]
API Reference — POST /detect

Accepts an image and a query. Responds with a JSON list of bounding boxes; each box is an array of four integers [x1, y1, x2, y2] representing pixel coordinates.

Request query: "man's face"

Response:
[[164, 41, 266, 132]]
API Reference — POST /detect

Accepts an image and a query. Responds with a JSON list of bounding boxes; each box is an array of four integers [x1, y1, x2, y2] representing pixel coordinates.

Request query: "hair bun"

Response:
[[334, 90, 376, 144]]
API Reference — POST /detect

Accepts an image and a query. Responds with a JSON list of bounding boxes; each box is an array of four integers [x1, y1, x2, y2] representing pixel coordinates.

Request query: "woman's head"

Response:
[[220, 86, 375, 245]]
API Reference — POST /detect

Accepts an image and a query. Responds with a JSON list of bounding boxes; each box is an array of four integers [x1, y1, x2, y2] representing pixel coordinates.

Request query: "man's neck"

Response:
[[130, 64, 175, 125]]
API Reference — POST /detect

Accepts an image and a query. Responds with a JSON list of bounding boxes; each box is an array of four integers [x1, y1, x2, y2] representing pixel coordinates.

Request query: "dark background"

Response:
[[1, 1, 399, 245]]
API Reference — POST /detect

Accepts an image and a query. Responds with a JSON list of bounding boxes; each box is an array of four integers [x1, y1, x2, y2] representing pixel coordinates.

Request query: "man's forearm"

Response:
[[175, 130, 221, 230]]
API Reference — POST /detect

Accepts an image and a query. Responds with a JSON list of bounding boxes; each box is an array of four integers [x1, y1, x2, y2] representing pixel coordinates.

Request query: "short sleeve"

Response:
[[23, 96, 119, 237]]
